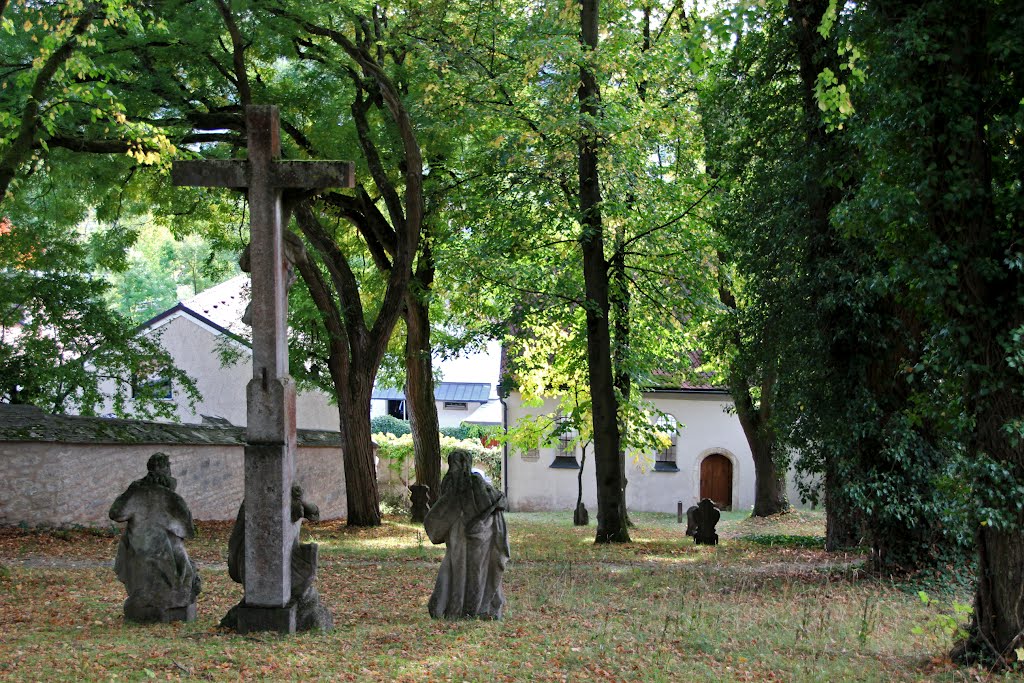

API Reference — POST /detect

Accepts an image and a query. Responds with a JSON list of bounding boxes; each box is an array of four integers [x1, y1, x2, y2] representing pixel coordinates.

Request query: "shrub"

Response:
[[370, 414, 411, 437], [373, 431, 502, 489]]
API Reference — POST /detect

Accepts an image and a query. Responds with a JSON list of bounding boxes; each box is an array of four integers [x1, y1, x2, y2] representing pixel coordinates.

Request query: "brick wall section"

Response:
[[0, 406, 347, 526]]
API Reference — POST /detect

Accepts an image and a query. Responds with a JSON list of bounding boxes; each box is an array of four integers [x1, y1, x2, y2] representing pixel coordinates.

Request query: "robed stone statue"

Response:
[[109, 453, 201, 622], [423, 448, 510, 620]]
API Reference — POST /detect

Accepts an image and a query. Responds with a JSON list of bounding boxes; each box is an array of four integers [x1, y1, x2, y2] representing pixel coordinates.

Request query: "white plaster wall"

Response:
[[504, 390, 758, 514], [437, 400, 483, 428], [370, 399, 387, 419], [101, 313, 340, 431]]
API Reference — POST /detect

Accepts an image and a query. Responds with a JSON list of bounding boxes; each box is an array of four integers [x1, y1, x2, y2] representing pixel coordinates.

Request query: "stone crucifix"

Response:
[[172, 105, 353, 633]]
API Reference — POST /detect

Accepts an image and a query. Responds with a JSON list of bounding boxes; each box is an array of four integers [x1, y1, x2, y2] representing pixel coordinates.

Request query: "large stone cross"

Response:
[[172, 105, 353, 633]]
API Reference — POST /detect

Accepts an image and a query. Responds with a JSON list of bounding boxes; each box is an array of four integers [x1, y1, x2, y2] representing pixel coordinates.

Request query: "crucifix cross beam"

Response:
[[171, 105, 354, 634], [173, 107, 352, 395], [173, 106, 354, 398]]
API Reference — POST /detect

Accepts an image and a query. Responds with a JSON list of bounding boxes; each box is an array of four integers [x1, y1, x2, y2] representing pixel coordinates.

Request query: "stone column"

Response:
[[238, 106, 297, 633]]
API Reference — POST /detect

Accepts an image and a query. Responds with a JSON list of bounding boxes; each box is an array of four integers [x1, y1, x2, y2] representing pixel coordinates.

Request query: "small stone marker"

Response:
[[573, 501, 589, 526], [172, 105, 353, 634], [685, 498, 721, 546], [109, 453, 201, 623], [409, 484, 431, 523]]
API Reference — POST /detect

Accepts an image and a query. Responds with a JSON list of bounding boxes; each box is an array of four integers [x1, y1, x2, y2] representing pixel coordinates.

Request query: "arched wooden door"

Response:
[[700, 454, 733, 510]]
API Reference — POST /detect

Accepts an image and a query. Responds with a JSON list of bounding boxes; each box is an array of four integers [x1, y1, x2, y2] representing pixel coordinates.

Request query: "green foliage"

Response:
[[102, 221, 240, 322], [742, 534, 826, 550], [911, 591, 973, 646], [0, 172, 199, 417], [370, 415, 411, 438], [697, 0, 975, 571], [374, 431, 502, 489]]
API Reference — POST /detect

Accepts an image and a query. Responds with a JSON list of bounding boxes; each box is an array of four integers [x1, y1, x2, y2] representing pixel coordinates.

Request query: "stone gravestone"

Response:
[[573, 501, 589, 526], [221, 485, 332, 632], [109, 453, 201, 623], [423, 449, 510, 619], [409, 484, 431, 523], [173, 105, 353, 634], [685, 498, 721, 546]]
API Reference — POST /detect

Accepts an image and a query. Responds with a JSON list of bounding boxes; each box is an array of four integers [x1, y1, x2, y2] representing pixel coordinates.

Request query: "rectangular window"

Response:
[[654, 415, 679, 472], [443, 401, 469, 411], [550, 414, 580, 469], [131, 374, 172, 401], [387, 399, 405, 419]]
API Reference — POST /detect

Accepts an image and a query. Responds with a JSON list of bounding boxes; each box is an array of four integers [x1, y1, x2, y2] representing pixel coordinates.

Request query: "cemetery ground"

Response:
[[0, 510, 1006, 682]]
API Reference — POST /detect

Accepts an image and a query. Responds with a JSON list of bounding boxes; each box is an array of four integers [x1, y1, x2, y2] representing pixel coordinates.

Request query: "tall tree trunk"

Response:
[[733, 376, 789, 517], [404, 250, 441, 514], [788, 0, 856, 543], [338, 368, 382, 527], [910, 0, 1024, 663], [611, 208, 632, 525], [579, 0, 629, 544], [823, 467, 862, 551]]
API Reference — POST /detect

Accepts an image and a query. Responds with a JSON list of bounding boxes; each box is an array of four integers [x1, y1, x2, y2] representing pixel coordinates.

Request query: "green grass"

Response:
[[0, 510, 1000, 681]]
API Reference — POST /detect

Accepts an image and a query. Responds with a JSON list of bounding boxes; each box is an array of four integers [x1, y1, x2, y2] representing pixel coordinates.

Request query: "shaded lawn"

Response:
[[0, 510, 994, 682]]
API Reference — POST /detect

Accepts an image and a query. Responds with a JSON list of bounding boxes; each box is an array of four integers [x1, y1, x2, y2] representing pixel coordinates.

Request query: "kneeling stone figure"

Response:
[[109, 453, 201, 623]]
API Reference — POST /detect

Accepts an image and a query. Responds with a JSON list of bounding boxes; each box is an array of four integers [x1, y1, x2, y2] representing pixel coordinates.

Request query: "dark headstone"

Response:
[[573, 501, 589, 526], [109, 453, 200, 623], [424, 449, 510, 619], [685, 498, 720, 546], [221, 484, 333, 632], [409, 484, 431, 523]]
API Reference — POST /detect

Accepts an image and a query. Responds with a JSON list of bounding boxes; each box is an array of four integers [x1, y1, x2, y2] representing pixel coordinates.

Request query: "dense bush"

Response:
[[370, 414, 411, 437], [373, 431, 502, 489]]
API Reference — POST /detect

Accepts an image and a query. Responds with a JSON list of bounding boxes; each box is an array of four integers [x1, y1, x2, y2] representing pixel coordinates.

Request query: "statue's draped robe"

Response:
[[109, 481, 198, 611], [424, 472, 510, 619]]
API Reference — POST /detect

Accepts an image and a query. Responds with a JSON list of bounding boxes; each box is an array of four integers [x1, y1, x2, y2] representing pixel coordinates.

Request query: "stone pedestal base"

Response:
[[124, 600, 197, 624], [232, 603, 297, 634]]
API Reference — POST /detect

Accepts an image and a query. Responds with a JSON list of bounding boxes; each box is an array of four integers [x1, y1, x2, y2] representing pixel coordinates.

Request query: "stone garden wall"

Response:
[[0, 406, 347, 526]]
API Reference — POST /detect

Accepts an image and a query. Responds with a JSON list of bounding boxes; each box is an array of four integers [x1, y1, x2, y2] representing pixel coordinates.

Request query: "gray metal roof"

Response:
[[372, 382, 491, 403]]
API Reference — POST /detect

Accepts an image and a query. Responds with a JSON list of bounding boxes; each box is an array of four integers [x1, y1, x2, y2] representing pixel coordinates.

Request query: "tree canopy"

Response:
[[1, 0, 1022, 664]]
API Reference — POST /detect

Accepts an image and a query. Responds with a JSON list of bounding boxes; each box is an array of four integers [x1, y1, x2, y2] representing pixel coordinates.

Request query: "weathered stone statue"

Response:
[[238, 230, 307, 327], [109, 453, 201, 623], [573, 501, 590, 526], [221, 484, 332, 632], [685, 498, 721, 546], [424, 449, 510, 620], [409, 484, 431, 523]]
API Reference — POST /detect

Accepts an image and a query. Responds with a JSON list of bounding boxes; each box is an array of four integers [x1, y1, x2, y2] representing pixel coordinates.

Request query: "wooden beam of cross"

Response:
[[172, 105, 353, 634]]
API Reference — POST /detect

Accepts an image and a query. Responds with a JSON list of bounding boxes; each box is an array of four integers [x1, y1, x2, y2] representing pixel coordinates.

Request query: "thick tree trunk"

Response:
[[747, 434, 788, 517], [961, 386, 1024, 663], [823, 468, 862, 551], [611, 218, 632, 526], [404, 262, 441, 514], [338, 375, 381, 527], [947, 11, 1024, 662], [579, 0, 629, 544]]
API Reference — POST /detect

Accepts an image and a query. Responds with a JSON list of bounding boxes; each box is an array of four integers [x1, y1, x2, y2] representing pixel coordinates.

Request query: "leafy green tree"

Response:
[[0, 175, 198, 417], [424, 0, 712, 541], [839, 0, 1024, 664]]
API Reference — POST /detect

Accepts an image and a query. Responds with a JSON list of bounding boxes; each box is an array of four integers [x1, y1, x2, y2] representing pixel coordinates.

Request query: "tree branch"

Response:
[[622, 178, 720, 250], [0, 4, 98, 199], [214, 0, 252, 106]]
